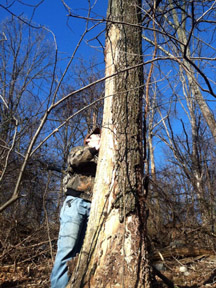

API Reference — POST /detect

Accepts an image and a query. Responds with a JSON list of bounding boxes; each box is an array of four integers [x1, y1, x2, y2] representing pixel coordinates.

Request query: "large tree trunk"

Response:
[[67, 0, 152, 287]]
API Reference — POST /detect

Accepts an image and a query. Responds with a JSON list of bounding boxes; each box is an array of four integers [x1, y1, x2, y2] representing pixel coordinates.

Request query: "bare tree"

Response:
[[1, 1, 216, 286], [0, 7, 104, 212], [67, 0, 152, 287], [140, 0, 216, 240], [142, 0, 216, 142], [0, 17, 55, 213]]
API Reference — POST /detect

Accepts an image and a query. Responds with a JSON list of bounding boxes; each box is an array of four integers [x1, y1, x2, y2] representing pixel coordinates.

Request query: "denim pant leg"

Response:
[[50, 196, 91, 288]]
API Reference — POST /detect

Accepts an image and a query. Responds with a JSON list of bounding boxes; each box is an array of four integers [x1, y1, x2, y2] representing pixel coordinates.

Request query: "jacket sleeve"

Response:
[[67, 146, 97, 169]]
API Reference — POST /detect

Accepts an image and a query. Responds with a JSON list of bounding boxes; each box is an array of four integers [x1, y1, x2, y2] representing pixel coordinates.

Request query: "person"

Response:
[[50, 127, 101, 288]]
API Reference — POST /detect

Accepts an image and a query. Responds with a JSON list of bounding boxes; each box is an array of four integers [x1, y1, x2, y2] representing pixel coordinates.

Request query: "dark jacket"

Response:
[[63, 145, 98, 202]]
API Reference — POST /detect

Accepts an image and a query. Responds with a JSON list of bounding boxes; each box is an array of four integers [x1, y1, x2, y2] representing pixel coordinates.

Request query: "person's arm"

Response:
[[68, 146, 98, 169]]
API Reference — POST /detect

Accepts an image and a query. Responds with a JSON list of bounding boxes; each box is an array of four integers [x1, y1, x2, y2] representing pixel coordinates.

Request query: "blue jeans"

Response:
[[50, 196, 91, 288]]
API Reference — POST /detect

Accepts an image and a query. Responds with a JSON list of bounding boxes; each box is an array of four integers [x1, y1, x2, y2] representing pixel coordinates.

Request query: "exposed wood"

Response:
[[67, 0, 152, 287]]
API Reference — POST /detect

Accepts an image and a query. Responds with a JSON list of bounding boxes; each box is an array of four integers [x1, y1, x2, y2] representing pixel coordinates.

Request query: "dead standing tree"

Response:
[[68, 0, 152, 287]]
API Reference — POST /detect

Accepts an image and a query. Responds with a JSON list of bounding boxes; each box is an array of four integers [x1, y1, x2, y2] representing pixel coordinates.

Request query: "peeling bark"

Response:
[[68, 0, 151, 287]]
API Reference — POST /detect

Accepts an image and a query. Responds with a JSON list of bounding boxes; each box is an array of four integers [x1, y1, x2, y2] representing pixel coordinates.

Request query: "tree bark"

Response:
[[68, 0, 152, 287]]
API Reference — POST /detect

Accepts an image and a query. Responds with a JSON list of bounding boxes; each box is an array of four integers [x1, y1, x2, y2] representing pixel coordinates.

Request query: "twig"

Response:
[[0, 95, 18, 183], [196, 0, 216, 23], [0, 12, 93, 213], [153, 266, 180, 288], [43, 171, 54, 262]]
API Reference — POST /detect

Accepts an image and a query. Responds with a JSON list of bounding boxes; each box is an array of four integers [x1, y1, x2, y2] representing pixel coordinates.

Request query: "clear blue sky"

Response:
[[1, 0, 107, 66]]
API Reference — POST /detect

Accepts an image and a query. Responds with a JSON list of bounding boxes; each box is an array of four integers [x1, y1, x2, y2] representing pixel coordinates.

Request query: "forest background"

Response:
[[0, 0, 216, 287]]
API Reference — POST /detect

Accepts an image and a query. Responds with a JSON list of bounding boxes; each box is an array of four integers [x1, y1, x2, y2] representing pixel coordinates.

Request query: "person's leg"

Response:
[[50, 196, 91, 288]]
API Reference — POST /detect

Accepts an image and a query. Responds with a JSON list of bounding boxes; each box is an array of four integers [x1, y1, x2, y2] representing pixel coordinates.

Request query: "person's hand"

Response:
[[86, 134, 101, 150]]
